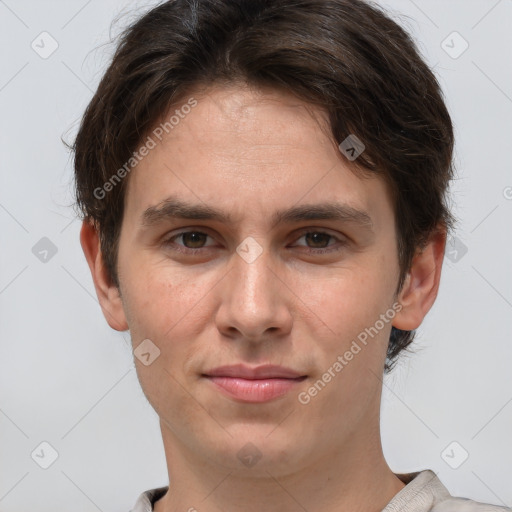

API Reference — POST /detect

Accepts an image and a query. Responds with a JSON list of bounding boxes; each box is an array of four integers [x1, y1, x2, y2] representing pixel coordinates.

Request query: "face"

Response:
[[83, 82, 443, 477]]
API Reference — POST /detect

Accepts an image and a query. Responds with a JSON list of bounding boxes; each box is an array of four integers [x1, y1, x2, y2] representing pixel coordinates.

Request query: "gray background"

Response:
[[0, 0, 511, 510]]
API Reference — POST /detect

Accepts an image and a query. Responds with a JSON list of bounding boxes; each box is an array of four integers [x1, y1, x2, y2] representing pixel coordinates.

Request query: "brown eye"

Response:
[[303, 232, 333, 249], [292, 230, 347, 255], [179, 231, 209, 249], [163, 230, 215, 254]]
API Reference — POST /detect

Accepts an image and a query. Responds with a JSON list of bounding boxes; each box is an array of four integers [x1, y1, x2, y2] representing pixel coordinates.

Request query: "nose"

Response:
[[214, 239, 293, 344]]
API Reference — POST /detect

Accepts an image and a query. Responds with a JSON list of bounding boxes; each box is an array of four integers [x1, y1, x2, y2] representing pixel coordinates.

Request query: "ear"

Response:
[[392, 228, 447, 331], [80, 219, 129, 331]]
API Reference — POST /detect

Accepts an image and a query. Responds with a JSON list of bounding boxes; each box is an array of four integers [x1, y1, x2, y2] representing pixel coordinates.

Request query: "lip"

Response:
[[204, 364, 305, 379], [202, 364, 307, 403]]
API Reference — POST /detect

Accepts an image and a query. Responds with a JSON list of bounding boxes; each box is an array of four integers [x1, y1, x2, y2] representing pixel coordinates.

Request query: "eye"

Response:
[[162, 230, 215, 254], [292, 230, 346, 254], [161, 229, 346, 256]]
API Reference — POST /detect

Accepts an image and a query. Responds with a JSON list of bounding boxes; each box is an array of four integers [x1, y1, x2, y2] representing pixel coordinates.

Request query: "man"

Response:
[[73, 0, 510, 510]]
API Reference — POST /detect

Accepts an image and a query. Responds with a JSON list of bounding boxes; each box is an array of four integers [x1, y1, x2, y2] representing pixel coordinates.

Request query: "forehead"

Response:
[[156, 83, 336, 168], [122, 84, 391, 229]]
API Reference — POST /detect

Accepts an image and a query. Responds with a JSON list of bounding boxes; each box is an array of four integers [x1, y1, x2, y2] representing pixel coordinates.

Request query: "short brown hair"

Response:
[[70, 0, 455, 373]]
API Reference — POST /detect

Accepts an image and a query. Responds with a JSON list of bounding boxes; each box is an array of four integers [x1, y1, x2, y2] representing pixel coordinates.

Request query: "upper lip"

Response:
[[203, 364, 306, 379]]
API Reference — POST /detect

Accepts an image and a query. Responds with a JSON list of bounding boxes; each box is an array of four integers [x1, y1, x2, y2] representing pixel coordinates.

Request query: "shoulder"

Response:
[[129, 486, 168, 512], [431, 497, 511, 512], [384, 470, 511, 512]]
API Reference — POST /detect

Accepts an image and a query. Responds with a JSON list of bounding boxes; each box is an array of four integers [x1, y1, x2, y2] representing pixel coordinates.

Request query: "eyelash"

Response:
[[161, 229, 346, 256]]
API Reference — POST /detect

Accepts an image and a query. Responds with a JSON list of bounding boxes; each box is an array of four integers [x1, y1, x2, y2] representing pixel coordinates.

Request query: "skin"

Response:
[[81, 82, 446, 512]]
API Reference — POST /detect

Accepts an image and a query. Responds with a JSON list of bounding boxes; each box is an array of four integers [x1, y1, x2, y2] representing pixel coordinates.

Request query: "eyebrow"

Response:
[[141, 195, 374, 231]]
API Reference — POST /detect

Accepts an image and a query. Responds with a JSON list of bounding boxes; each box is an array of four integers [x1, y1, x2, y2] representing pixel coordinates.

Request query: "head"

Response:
[[74, 0, 453, 476]]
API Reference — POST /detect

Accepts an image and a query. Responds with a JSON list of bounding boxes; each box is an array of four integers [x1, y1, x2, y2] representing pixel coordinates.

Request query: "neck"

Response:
[[153, 419, 406, 512]]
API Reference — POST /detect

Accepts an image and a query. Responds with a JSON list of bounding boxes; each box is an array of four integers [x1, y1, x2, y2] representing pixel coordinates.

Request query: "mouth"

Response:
[[202, 364, 307, 403]]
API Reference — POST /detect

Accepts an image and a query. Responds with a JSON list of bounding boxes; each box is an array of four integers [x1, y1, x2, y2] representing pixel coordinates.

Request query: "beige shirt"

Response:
[[129, 469, 511, 512]]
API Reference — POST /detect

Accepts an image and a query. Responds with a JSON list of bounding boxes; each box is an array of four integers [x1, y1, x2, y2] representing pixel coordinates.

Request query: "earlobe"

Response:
[[392, 229, 447, 331], [79, 219, 129, 332]]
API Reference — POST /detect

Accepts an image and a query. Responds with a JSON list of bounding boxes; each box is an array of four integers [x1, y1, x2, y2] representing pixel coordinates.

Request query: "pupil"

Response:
[[306, 232, 329, 248], [184, 232, 205, 248]]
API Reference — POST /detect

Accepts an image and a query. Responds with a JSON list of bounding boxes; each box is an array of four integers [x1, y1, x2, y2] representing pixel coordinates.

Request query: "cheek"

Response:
[[126, 273, 188, 339], [299, 270, 392, 411], [297, 260, 397, 403], [121, 259, 219, 362], [124, 266, 210, 409], [302, 267, 393, 339]]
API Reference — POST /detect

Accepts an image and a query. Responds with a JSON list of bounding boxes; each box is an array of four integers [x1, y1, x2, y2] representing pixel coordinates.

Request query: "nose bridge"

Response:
[[216, 236, 291, 339], [233, 237, 276, 309]]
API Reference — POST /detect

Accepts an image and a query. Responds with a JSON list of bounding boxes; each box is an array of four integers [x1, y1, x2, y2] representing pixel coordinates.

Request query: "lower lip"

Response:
[[205, 376, 306, 403]]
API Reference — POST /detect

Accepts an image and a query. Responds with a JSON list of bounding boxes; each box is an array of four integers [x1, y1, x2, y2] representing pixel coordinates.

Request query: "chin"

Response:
[[202, 429, 305, 475]]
